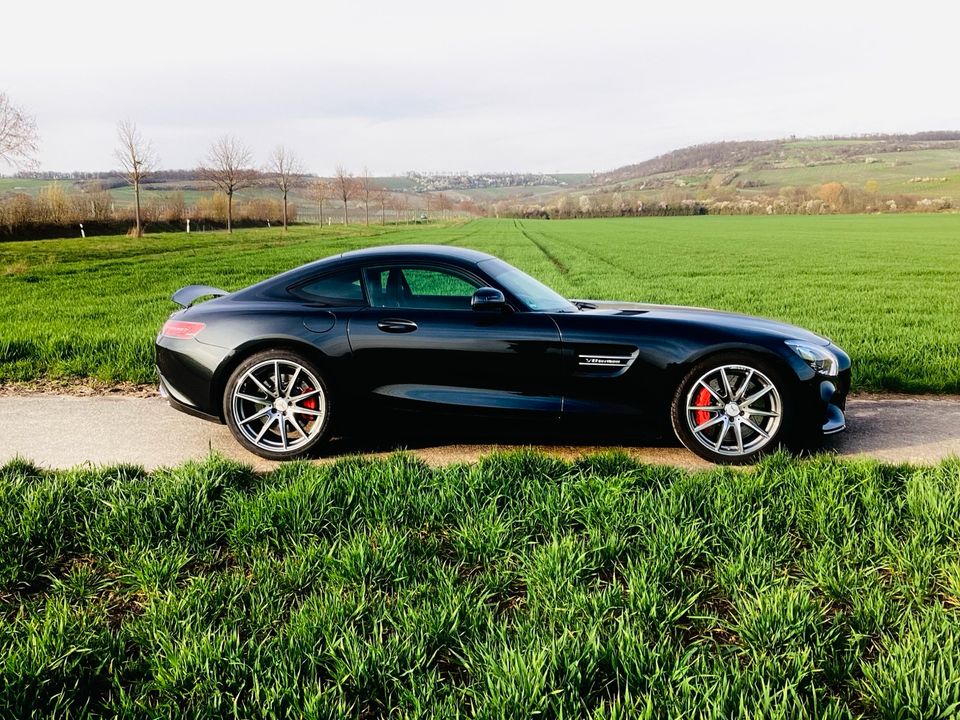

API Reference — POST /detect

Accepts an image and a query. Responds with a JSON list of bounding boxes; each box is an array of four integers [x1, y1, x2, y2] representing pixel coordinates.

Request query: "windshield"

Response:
[[478, 258, 577, 313]]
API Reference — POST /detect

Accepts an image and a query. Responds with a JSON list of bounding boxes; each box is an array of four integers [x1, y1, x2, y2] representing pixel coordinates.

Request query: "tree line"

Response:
[[492, 180, 955, 220], [1, 94, 472, 239]]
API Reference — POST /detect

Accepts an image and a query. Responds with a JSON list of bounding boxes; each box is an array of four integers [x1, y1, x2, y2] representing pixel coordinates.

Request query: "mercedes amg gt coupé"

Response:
[[156, 245, 849, 464]]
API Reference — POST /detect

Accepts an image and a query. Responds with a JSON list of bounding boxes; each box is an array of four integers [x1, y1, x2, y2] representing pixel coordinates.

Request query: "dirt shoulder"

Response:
[[0, 379, 156, 398], [0, 393, 958, 471]]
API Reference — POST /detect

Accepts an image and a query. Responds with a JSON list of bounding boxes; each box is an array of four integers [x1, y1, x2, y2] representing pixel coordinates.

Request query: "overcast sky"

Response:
[[4, 0, 959, 174]]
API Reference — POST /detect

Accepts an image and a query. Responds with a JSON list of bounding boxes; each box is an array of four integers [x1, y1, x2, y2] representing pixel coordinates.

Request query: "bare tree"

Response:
[[266, 145, 303, 231], [0, 92, 39, 169], [199, 136, 255, 233], [333, 164, 354, 224], [359, 166, 372, 226], [115, 120, 156, 237], [310, 178, 329, 226], [374, 185, 389, 225]]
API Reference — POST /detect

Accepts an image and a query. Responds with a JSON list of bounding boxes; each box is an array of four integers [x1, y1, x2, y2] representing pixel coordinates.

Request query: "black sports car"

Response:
[[156, 245, 850, 464]]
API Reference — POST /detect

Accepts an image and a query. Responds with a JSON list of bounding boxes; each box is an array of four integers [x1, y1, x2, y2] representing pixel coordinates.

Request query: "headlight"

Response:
[[785, 341, 838, 377]]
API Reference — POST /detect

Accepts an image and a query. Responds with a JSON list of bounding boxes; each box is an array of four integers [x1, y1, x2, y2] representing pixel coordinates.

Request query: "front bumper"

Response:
[[811, 355, 850, 435], [819, 377, 848, 434]]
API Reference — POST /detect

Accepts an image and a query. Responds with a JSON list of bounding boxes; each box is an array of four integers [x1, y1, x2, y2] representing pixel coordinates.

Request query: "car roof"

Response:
[[337, 244, 496, 263], [229, 244, 500, 301]]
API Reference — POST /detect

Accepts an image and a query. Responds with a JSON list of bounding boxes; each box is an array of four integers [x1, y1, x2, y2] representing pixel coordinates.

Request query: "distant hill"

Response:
[[591, 132, 960, 201]]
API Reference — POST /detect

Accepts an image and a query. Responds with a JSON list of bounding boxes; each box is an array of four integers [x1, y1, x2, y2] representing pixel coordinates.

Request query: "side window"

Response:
[[363, 265, 481, 309], [293, 268, 365, 306], [405, 269, 477, 299]]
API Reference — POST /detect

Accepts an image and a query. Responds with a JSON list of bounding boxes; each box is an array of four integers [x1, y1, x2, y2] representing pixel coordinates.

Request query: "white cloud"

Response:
[[3, 0, 958, 172]]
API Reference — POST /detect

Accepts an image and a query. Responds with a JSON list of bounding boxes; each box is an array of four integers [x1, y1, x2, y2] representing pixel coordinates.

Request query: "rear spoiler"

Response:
[[172, 285, 229, 308]]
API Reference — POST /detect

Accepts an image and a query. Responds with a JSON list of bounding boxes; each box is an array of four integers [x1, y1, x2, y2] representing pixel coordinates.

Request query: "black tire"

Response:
[[223, 349, 332, 461], [671, 352, 796, 465]]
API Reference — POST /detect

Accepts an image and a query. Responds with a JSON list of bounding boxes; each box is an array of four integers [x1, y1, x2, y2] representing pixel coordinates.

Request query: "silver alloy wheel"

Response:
[[685, 364, 782, 457], [231, 358, 326, 453]]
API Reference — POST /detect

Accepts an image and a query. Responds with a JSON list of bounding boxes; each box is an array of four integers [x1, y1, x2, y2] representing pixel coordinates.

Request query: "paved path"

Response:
[[0, 395, 958, 471]]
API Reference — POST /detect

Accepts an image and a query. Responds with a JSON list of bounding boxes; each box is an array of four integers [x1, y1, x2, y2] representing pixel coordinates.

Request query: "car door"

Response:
[[348, 263, 563, 414]]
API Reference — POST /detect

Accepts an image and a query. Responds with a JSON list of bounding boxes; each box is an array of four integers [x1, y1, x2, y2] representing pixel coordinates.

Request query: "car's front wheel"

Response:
[[223, 350, 331, 460], [671, 353, 794, 464]]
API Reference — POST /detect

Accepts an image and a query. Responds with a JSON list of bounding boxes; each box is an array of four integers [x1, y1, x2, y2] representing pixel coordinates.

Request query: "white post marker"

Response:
[[186, 218, 190, 233], [79, 223, 85, 238]]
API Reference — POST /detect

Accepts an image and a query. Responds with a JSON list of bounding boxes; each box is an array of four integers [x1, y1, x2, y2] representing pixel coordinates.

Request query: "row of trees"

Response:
[[102, 124, 456, 235], [0, 184, 298, 231], [1, 93, 447, 237], [119, 125, 333, 236], [492, 181, 954, 220]]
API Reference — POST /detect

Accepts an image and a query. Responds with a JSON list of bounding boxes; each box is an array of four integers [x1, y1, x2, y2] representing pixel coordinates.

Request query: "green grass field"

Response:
[[1, 215, 959, 392], [2, 451, 959, 716]]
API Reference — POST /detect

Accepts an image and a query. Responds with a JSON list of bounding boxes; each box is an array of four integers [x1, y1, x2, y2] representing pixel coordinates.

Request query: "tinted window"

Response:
[[364, 266, 480, 309], [293, 268, 365, 306]]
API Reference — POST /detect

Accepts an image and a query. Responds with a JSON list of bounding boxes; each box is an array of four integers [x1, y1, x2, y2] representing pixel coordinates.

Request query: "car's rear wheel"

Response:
[[671, 353, 793, 465], [223, 350, 331, 460]]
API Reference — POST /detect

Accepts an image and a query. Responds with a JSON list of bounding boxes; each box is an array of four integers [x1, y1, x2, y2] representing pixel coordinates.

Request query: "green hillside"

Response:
[[594, 134, 960, 202]]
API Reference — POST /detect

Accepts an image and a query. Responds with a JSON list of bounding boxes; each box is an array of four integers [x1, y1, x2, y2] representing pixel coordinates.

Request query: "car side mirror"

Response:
[[471, 287, 506, 312]]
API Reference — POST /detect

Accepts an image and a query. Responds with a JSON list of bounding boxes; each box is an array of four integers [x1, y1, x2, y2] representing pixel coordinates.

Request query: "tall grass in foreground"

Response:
[[1, 451, 959, 717]]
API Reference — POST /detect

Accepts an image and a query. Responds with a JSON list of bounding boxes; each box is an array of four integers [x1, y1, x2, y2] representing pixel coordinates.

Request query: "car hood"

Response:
[[573, 300, 831, 345]]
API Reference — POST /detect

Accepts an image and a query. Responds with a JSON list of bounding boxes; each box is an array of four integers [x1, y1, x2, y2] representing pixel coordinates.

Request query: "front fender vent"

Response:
[[578, 354, 634, 368]]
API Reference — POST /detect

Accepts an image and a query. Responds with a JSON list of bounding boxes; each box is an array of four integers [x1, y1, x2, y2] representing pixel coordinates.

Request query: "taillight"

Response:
[[160, 320, 206, 339]]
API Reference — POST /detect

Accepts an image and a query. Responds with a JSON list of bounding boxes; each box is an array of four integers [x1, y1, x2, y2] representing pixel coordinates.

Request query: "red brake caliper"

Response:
[[301, 385, 317, 411], [693, 387, 714, 426]]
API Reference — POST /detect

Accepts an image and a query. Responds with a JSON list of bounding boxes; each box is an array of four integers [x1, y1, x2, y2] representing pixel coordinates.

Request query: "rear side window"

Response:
[[292, 268, 365, 306]]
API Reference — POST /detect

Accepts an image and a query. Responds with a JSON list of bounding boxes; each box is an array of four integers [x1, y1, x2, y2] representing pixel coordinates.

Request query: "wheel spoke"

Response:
[[720, 367, 733, 399], [741, 416, 770, 439], [236, 393, 271, 405], [274, 361, 281, 396], [698, 380, 723, 403], [733, 420, 744, 454], [239, 405, 272, 425], [278, 415, 288, 448], [693, 414, 726, 433], [741, 384, 774, 406], [285, 366, 301, 398], [735, 370, 754, 400], [289, 389, 321, 402], [687, 404, 724, 412], [254, 414, 277, 442], [250, 374, 276, 399], [744, 408, 779, 418], [291, 406, 323, 417], [288, 413, 307, 438], [713, 419, 731, 451]]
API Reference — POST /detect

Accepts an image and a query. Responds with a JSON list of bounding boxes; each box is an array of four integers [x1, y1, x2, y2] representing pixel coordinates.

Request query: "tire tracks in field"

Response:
[[514, 220, 569, 274], [526, 223, 638, 280], [435, 220, 483, 246]]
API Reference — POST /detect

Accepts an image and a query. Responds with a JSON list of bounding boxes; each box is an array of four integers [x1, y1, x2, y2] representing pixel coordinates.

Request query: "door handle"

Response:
[[377, 318, 418, 333]]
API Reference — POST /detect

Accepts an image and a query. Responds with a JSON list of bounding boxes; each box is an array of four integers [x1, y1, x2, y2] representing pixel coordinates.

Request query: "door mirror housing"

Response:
[[471, 287, 506, 312]]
